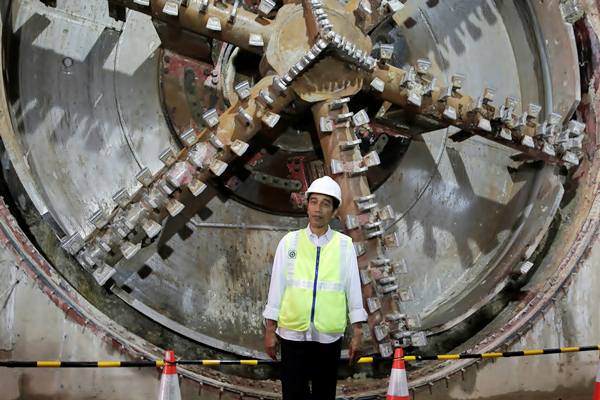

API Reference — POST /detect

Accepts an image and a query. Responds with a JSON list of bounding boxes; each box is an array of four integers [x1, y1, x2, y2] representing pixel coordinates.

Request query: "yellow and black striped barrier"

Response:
[[399, 344, 600, 362], [0, 360, 165, 368], [1, 344, 598, 368]]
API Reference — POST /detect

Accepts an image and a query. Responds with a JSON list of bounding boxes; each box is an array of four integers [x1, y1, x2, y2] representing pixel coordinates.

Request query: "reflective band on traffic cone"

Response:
[[387, 347, 410, 400], [158, 350, 181, 400], [593, 358, 600, 400]]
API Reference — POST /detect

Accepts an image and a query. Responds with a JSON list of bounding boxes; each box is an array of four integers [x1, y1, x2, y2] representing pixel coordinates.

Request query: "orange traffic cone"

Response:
[[593, 357, 600, 400], [158, 350, 182, 400], [387, 347, 410, 400]]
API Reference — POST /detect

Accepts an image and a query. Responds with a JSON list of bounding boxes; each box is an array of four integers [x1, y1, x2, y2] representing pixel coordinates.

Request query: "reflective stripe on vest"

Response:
[[278, 229, 350, 333]]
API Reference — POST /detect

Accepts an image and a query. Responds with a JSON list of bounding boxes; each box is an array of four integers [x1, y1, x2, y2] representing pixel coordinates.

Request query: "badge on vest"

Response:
[[288, 250, 296, 259]]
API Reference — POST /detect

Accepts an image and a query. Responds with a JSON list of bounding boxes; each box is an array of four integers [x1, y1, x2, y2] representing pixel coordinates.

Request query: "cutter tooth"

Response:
[[179, 128, 198, 147], [320, 117, 334, 133], [142, 219, 162, 238], [451, 74, 465, 91], [521, 135, 535, 148], [363, 151, 381, 168], [162, 1, 180, 16], [248, 33, 264, 47], [120, 241, 141, 260], [89, 208, 110, 229], [366, 297, 381, 313], [329, 97, 350, 110], [209, 159, 228, 176], [370, 77, 385, 93], [384, 0, 403, 12], [202, 108, 220, 128], [206, 16, 222, 31], [416, 58, 432, 75], [379, 43, 394, 61], [197, 0, 208, 12], [228, 0, 239, 23], [477, 117, 492, 132], [340, 138, 362, 150], [357, 0, 372, 16], [166, 198, 185, 217], [443, 105, 457, 120], [235, 107, 254, 126], [354, 241, 366, 256], [257, 0, 276, 16], [112, 188, 131, 208], [61, 232, 84, 255], [345, 214, 360, 230], [234, 81, 251, 100], [159, 148, 177, 167], [188, 179, 207, 196], [209, 134, 225, 149], [261, 111, 281, 128], [330, 159, 344, 175], [230, 139, 249, 157], [407, 91, 422, 107], [352, 109, 370, 126]]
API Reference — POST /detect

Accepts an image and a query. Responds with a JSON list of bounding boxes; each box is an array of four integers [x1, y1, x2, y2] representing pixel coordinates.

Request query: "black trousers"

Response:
[[280, 337, 342, 400]]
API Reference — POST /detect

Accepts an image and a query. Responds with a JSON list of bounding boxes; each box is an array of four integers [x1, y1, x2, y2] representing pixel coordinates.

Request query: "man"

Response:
[[263, 176, 368, 400]]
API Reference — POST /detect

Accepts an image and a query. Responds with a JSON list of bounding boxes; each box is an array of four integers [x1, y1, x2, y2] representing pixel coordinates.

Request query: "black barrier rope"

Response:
[[1, 344, 598, 368]]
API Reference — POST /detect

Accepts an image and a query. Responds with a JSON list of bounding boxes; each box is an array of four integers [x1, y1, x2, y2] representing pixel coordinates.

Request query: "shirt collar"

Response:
[[306, 224, 332, 240]]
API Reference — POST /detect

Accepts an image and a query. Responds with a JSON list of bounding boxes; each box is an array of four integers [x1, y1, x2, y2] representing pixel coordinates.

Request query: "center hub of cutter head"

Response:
[[264, 4, 372, 102]]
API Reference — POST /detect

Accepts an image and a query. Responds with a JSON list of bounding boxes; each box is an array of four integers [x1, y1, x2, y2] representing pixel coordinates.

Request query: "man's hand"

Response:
[[264, 319, 278, 360], [348, 323, 363, 365]]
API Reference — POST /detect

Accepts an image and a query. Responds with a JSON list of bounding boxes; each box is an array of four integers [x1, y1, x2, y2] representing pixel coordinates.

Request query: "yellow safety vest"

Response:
[[278, 229, 351, 334]]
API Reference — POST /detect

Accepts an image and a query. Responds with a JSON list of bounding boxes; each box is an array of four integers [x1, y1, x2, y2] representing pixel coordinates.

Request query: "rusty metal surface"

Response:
[[264, 3, 371, 102]]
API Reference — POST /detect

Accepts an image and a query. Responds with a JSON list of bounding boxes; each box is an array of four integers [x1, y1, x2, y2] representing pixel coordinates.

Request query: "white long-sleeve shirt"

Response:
[[263, 225, 368, 343]]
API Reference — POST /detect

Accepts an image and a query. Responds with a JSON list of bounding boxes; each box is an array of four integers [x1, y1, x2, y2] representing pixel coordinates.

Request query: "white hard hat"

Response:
[[305, 176, 342, 207]]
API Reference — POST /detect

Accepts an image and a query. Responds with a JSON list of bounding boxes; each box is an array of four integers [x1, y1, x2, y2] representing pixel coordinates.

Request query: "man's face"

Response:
[[307, 193, 337, 229]]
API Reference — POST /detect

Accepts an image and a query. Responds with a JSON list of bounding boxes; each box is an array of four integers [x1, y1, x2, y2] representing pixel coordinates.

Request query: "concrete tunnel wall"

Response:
[[0, 220, 598, 399]]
